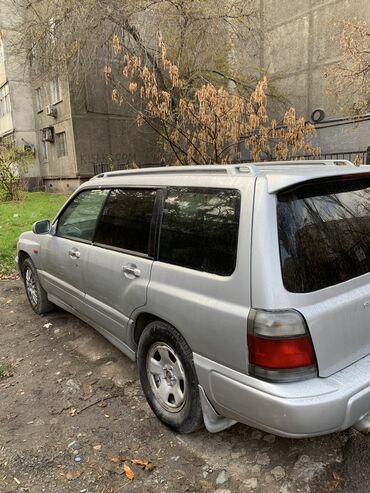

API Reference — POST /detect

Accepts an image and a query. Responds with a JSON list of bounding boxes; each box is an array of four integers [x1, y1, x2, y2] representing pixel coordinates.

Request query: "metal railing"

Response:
[[296, 150, 368, 165], [93, 148, 370, 174]]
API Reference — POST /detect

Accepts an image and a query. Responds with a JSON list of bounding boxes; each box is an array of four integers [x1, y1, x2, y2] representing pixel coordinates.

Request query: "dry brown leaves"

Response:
[[110, 455, 155, 480], [65, 470, 83, 481], [110, 33, 319, 165], [123, 463, 135, 480], [321, 471, 344, 491]]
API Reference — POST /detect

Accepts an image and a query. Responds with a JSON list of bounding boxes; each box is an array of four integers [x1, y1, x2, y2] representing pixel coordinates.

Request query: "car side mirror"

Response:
[[32, 219, 51, 235]]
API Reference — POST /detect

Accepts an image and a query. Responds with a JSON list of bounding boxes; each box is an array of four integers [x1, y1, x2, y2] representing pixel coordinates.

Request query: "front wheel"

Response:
[[137, 320, 203, 433], [22, 258, 54, 315]]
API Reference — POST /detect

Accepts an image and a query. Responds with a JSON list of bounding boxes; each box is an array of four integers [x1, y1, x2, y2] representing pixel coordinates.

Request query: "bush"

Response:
[[0, 143, 33, 201]]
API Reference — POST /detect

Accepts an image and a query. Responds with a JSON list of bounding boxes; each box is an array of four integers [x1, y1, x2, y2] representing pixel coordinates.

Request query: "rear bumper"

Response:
[[194, 353, 370, 437]]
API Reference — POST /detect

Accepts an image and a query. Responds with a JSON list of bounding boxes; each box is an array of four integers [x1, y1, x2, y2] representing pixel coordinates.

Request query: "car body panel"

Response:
[[142, 178, 255, 373], [39, 235, 90, 312], [82, 244, 153, 341], [194, 351, 370, 437]]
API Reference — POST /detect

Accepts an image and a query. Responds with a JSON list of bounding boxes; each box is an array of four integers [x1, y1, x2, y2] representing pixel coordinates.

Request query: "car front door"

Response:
[[82, 188, 158, 346], [40, 188, 109, 312]]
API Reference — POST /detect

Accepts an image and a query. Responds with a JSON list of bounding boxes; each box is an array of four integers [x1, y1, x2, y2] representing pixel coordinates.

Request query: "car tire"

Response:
[[137, 320, 203, 434], [22, 258, 54, 315]]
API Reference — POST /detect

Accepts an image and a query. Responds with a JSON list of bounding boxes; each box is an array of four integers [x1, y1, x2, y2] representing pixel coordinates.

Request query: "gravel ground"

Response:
[[0, 279, 368, 493]]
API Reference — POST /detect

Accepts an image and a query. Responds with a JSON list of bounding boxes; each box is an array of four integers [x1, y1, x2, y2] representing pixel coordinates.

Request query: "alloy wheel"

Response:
[[146, 342, 187, 413]]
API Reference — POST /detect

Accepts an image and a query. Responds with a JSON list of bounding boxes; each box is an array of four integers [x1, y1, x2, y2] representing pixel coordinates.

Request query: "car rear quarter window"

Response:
[[94, 189, 156, 255], [159, 187, 240, 276], [277, 177, 370, 292], [57, 189, 108, 242]]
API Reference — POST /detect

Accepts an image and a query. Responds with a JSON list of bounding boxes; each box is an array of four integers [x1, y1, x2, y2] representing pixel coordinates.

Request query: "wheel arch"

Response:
[[18, 250, 31, 277], [132, 312, 168, 347]]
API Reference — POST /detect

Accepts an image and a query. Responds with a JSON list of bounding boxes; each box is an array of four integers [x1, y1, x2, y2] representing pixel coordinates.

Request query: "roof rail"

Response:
[[91, 164, 254, 179], [250, 159, 355, 167], [90, 160, 355, 180]]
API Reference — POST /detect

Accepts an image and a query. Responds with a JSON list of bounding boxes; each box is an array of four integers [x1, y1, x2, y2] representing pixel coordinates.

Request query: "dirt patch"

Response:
[[0, 280, 351, 492]]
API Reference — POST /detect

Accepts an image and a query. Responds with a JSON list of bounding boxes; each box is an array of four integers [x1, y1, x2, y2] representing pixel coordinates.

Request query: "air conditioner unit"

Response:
[[41, 127, 54, 143], [46, 104, 57, 117], [23, 143, 35, 155]]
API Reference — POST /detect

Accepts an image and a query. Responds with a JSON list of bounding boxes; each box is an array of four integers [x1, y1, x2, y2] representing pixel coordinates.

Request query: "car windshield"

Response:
[[277, 176, 370, 293]]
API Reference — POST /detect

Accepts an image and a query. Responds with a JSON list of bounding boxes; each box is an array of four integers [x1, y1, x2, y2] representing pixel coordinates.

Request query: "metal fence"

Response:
[[241, 149, 369, 165], [93, 148, 370, 174], [293, 150, 369, 164]]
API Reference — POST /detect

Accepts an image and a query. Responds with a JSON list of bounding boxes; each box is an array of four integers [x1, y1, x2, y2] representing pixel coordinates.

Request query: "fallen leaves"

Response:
[[111, 456, 123, 464], [65, 470, 83, 481], [110, 455, 155, 481], [132, 458, 155, 471], [123, 463, 134, 480], [0, 273, 19, 281], [321, 471, 344, 492]]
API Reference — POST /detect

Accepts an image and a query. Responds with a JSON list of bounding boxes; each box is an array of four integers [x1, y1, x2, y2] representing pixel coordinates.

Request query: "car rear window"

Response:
[[159, 187, 240, 276], [277, 176, 370, 293]]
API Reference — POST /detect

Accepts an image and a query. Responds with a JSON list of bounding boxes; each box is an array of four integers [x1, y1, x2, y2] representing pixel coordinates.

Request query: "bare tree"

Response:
[[325, 20, 370, 114], [106, 34, 320, 165], [7, 0, 258, 95]]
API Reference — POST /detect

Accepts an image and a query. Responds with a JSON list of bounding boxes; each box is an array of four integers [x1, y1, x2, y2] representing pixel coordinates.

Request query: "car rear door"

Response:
[[82, 187, 159, 345]]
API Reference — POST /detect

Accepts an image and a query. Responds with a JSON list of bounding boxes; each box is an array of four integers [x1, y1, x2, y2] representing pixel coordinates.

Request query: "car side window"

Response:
[[57, 189, 109, 242], [159, 187, 241, 276], [94, 188, 157, 255]]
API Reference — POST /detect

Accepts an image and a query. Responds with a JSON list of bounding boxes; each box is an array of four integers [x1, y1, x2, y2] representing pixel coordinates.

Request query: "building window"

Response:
[[42, 140, 48, 162], [0, 83, 11, 118], [50, 78, 62, 104], [36, 87, 43, 112], [55, 132, 67, 157]]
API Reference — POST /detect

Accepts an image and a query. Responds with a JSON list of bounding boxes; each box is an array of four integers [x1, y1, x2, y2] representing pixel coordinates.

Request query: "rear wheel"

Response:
[[22, 258, 54, 315], [137, 320, 203, 433]]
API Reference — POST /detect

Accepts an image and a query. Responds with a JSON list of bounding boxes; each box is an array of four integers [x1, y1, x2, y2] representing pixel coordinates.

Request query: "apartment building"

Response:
[[1, 2, 159, 192], [35, 72, 159, 192], [0, 4, 40, 186]]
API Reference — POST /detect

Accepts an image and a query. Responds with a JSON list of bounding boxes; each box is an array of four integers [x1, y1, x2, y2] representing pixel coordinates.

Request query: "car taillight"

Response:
[[247, 309, 317, 382]]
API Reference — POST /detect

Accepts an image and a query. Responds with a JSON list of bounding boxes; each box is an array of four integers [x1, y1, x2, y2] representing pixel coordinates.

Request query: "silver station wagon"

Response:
[[17, 161, 370, 437]]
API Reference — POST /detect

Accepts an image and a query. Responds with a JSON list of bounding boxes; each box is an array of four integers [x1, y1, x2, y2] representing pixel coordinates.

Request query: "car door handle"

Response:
[[122, 264, 141, 278], [68, 247, 81, 259]]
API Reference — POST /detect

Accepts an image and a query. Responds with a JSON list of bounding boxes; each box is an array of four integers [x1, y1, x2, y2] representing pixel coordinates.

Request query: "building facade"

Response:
[[250, 0, 370, 157], [1, 2, 159, 193], [1, 0, 369, 192], [0, 3, 40, 185], [35, 72, 159, 193]]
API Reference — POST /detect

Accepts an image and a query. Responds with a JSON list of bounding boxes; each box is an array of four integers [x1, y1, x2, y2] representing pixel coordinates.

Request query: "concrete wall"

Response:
[[258, 0, 370, 153], [69, 58, 160, 178]]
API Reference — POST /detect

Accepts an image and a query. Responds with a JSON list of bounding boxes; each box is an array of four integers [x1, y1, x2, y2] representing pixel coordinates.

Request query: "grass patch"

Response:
[[0, 192, 69, 276], [0, 363, 12, 380]]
